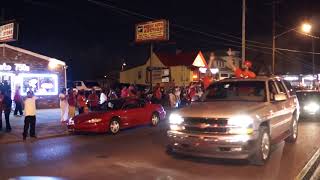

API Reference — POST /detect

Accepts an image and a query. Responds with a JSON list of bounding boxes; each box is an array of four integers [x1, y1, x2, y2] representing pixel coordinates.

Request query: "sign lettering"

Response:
[[0, 63, 30, 72]]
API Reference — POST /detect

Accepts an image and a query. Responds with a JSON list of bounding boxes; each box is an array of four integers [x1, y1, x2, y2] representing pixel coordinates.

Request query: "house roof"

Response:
[[0, 44, 66, 65], [155, 51, 204, 67]]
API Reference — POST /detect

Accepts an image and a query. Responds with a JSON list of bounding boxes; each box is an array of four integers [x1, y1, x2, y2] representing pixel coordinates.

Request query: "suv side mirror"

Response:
[[274, 93, 287, 101]]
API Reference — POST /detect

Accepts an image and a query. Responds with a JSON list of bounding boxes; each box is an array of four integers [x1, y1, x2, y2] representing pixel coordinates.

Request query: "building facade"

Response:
[[120, 50, 241, 87], [0, 44, 66, 108]]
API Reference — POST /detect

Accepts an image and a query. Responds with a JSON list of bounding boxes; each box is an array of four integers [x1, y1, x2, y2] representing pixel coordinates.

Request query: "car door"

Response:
[[121, 99, 144, 127], [137, 99, 149, 124], [268, 80, 285, 140], [275, 80, 293, 132]]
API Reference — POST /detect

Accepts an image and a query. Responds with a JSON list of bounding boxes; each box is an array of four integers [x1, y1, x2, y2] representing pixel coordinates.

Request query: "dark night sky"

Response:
[[2, 0, 320, 80]]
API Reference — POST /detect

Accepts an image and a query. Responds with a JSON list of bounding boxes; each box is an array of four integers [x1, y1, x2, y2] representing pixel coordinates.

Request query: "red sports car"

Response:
[[67, 98, 166, 134]]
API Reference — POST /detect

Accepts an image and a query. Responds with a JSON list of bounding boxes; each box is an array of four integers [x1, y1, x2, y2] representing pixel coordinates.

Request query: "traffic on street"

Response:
[[1, 0, 320, 180]]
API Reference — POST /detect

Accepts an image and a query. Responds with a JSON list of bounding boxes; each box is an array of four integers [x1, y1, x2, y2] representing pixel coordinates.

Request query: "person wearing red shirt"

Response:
[[77, 90, 86, 114], [227, 55, 256, 79], [88, 90, 99, 111]]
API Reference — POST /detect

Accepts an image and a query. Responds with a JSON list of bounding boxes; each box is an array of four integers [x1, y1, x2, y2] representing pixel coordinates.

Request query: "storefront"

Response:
[[0, 44, 66, 108]]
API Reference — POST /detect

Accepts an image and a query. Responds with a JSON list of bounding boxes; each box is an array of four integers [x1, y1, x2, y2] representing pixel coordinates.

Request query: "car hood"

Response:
[[175, 101, 268, 118], [73, 111, 107, 124]]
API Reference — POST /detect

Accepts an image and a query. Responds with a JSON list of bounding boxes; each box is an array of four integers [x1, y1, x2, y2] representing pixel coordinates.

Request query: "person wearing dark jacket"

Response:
[[3, 91, 12, 132]]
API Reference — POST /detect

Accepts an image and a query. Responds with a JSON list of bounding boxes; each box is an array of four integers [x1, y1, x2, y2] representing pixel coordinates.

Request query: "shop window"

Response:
[[20, 73, 58, 96]]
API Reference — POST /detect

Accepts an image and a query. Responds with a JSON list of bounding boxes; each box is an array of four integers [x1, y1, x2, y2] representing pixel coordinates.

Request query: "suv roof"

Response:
[[220, 76, 282, 82]]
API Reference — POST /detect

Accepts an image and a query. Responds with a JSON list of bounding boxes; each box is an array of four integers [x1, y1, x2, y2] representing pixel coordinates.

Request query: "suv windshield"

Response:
[[203, 81, 266, 102]]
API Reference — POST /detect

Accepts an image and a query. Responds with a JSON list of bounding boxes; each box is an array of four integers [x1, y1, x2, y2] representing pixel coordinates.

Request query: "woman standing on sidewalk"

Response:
[[14, 86, 23, 116], [67, 88, 76, 119], [59, 88, 69, 122]]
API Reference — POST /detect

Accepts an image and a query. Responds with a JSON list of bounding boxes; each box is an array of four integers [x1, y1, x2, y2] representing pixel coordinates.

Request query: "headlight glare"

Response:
[[169, 114, 184, 124], [228, 115, 253, 127], [303, 102, 319, 113]]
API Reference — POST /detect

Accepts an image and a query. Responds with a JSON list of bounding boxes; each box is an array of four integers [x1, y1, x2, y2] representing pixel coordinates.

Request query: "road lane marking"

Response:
[[295, 148, 320, 180]]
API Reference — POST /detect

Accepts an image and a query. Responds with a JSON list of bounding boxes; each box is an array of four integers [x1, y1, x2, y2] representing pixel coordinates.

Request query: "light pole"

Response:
[[272, 22, 313, 74]]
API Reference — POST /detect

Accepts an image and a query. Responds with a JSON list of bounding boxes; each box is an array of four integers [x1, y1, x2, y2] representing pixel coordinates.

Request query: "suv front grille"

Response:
[[182, 117, 228, 134]]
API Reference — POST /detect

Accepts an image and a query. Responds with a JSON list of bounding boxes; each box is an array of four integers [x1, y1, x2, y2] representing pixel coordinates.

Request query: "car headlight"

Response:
[[88, 118, 102, 123], [303, 102, 320, 113], [228, 115, 253, 127], [68, 118, 74, 125], [169, 114, 184, 124]]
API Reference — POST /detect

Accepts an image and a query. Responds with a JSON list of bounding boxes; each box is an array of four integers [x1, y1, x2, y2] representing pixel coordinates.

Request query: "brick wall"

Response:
[[0, 46, 65, 109]]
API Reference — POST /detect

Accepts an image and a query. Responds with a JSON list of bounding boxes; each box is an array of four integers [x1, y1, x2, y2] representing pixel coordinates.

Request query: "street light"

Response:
[[301, 23, 312, 33], [272, 22, 313, 74], [121, 62, 126, 71]]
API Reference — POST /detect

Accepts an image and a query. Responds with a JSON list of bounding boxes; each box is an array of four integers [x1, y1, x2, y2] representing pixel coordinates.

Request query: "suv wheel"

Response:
[[285, 115, 298, 143], [250, 126, 271, 165]]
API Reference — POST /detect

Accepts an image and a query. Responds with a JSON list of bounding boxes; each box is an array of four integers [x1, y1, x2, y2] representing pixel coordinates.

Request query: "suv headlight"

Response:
[[228, 115, 253, 127], [228, 115, 254, 134], [88, 118, 102, 123], [169, 114, 184, 124]]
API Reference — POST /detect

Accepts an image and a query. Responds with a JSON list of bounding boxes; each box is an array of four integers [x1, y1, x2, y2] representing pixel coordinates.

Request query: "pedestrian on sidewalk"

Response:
[[0, 90, 4, 131], [14, 86, 23, 116], [3, 90, 12, 132], [67, 88, 76, 119], [59, 88, 69, 122], [23, 91, 37, 140], [77, 90, 86, 114]]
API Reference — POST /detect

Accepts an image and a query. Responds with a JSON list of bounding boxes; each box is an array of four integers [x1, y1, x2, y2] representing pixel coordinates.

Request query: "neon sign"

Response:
[[0, 63, 30, 72]]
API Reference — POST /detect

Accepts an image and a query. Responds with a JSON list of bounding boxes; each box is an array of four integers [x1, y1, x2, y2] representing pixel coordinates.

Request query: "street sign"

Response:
[[0, 22, 19, 43], [135, 19, 169, 43]]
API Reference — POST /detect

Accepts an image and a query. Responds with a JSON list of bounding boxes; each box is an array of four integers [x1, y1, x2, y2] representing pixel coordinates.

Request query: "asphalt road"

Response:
[[0, 119, 319, 180]]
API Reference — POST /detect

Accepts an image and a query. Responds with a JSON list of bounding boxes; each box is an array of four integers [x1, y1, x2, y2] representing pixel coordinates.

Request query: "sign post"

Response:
[[135, 19, 169, 88]]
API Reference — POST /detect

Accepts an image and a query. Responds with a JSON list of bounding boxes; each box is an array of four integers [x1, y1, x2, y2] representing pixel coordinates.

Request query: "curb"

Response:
[[295, 148, 320, 180], [1, 131, 71, 144]]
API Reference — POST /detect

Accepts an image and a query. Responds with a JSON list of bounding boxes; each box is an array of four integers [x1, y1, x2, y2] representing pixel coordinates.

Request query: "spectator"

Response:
[[100, 89, 108, 105], [77, 90, 86, 114], [59, 88, 69, 122], [14, 86, 23, 116], [88, 90, 99, 111], [168, 89, 177, 108], [3, 90, 12, 132], [67, 88, 76, 119], [23, 91, 37, 140], [0, 91, 4, 130], [121, 86, 128, 98], [108, 89, 118, 100]]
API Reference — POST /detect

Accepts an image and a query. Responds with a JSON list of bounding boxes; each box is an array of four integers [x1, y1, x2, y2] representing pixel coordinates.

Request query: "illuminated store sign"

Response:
[[0, 63, 30, 72]]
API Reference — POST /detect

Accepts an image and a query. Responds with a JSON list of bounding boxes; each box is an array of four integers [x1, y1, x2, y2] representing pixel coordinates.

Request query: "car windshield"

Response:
[[202, 81, 266, 102], [100, 99, 125, 111], [84, 81, 100, 88], [296, 91, 320, 102]]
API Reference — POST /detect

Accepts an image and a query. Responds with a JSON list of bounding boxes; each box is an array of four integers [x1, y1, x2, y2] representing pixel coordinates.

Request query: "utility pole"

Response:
[[242, 0, 246, 66], [1, 8, 4, 22], [272, 1, 276, 74], [312, 38, 315, 84], [150, 43, 153, 88]]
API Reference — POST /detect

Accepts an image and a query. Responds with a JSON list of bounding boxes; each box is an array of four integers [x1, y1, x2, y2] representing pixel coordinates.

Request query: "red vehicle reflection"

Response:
[[67, 98, 166, 134]]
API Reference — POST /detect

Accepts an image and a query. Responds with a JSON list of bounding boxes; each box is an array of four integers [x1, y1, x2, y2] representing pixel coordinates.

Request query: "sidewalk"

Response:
[[0, 109, 69, 144]]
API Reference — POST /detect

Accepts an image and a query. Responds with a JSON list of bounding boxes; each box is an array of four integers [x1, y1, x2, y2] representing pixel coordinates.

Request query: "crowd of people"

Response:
[[59, 82, 206, 122]]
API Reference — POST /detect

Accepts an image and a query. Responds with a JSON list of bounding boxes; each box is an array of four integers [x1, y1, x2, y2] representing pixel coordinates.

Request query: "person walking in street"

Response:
[[67, 88, 76, 119], [3, 90, 12, 132], [0, 91, 4, 131], [88, 90, 99, 111], [59, 88, 69, 122], [77, 90, 86, 114], [14, 86, 23, 116], [23, 91, 37, 140]]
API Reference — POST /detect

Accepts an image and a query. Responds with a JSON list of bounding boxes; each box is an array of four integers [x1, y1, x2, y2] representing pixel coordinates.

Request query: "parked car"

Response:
[[67, 98, 166, 134], [296, 90, 320, 118], [167, 76, 299, 165]]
